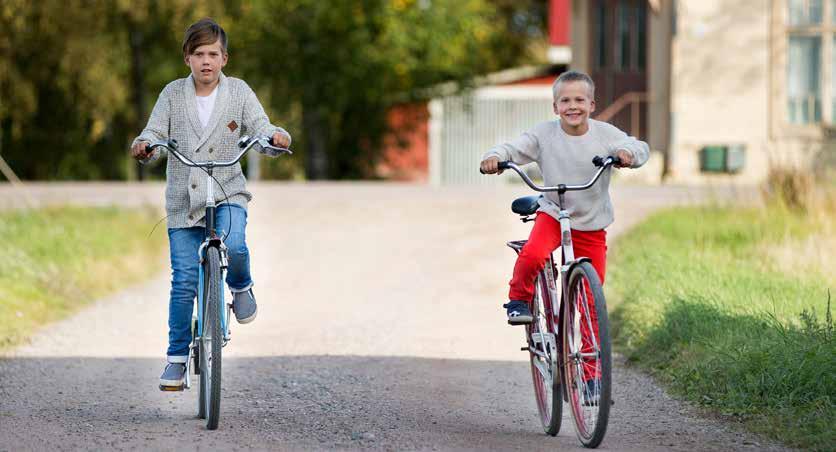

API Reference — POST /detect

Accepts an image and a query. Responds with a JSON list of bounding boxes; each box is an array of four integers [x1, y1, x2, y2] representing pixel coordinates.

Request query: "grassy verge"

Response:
[[606, 197, 834, 450], [0, 206, 167, 350]]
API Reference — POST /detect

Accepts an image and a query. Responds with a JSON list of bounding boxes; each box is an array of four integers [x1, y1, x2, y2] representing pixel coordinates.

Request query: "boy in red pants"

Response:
[[480, 70, 648, 325]]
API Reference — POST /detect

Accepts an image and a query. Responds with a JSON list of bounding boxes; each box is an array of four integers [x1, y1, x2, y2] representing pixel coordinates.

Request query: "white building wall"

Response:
[[669, 0, 771, 184]]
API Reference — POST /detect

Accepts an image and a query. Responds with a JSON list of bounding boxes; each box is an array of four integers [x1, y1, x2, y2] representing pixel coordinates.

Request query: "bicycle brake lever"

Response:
[[263, 145, 292, 157]]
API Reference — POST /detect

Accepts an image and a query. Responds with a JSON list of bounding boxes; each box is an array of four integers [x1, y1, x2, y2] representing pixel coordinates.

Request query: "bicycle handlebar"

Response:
[[483, 156, 621, 193], [145, 135, 291, 169]]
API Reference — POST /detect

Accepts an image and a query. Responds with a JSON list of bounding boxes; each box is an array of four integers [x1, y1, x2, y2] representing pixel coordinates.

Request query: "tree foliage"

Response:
[[0, 0, 546, 180]]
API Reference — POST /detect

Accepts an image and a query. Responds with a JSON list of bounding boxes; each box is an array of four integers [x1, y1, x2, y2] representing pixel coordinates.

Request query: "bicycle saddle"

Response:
[[511, 195, 542, 216]]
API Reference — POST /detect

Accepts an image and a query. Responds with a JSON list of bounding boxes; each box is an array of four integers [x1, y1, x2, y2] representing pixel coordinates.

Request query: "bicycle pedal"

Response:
[[521, 346, 530, 351], [159, 384, 184, 392]]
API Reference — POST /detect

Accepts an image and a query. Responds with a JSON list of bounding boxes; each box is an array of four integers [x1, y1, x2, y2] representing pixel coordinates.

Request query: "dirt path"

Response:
[[0, 182, 784, 451]]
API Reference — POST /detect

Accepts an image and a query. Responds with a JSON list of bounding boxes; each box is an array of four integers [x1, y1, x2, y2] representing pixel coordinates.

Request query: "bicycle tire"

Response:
[[202, 246, 223, 430], [561, 261, 611, 448], [195, 314, 206, 419], [528, 271, 563, 436]]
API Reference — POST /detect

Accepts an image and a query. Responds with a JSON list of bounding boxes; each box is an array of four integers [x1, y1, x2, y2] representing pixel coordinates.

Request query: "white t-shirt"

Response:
[[195, 87, 218, 128]]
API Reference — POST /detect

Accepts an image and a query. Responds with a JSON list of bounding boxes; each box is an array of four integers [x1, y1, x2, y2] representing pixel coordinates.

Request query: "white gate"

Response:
[[429, 86, 555, 186]]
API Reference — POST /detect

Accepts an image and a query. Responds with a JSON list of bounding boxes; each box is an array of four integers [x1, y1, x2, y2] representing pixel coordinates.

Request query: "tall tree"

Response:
[[235, 0, 530, 179]]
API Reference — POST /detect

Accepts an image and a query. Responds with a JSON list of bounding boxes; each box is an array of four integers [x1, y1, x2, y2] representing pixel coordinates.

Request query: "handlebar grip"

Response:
[[480, 161, 511, 174], [592, 156, 622, 167]]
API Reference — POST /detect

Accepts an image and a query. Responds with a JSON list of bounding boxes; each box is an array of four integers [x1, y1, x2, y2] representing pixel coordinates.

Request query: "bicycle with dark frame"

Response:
[[145, 135, 291, 430]]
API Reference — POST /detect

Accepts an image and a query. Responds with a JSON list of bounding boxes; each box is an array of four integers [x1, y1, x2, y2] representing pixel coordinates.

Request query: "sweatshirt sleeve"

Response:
[[599, 122, 649, 169], [131, 83, 173, 165], [482, 129, 542, 165], [242, 83, 291, 150]]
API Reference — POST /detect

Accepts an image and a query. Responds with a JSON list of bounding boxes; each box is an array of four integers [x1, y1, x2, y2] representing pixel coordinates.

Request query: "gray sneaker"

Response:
[[232, 289, 257, 324], [159, 363, 186, 391]]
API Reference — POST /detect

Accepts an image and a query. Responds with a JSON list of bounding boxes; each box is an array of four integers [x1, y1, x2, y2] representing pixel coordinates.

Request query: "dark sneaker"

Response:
[[503, 300, 533, 325], [159, 363, 186, 391], [583, 379, 601, 406], [232, 289, 257, 324]]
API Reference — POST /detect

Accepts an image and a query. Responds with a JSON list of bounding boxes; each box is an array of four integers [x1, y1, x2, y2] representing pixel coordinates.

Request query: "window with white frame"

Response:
[[785, 0, 836, 124]]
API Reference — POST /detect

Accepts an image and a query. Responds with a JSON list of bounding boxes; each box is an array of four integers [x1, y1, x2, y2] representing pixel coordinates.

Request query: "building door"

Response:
[[588, 0, 648, 140]]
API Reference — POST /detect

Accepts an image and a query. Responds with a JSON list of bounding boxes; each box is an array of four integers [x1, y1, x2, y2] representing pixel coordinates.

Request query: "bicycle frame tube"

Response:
[[557, 191, 575, 264], [205, 167, 216, 238], [542, 253, 560, 325]]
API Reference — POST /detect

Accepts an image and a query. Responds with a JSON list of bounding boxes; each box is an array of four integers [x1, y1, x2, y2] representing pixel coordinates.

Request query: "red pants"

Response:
[[509, 212, 607, 380]]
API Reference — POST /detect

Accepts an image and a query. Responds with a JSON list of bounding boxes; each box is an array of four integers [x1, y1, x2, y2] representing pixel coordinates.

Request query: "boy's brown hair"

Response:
[[182, 18, 228, 57]]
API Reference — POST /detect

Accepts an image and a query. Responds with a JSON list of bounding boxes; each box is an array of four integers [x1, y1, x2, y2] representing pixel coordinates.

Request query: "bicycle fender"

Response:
[[562, 257, 592, 274]]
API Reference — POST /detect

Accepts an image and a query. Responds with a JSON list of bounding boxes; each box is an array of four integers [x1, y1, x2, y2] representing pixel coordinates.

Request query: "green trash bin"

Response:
[[700, 145, 745, 173]]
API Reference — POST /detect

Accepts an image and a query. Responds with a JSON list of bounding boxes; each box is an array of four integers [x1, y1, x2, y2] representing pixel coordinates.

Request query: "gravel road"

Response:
[[0, 182, 784, 451]]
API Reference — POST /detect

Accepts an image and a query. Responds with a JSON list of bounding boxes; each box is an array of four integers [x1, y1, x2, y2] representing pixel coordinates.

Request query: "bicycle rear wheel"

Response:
[[562, 261, 611, 448], [528, 272, 562, 436], [199, 246, 223, 430]]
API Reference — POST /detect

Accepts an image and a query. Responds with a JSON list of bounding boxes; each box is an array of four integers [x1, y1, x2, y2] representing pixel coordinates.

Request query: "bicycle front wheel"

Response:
[[199, 246, 223, 430], [528, 272, 562, 436], [562, 261, 611, 448]]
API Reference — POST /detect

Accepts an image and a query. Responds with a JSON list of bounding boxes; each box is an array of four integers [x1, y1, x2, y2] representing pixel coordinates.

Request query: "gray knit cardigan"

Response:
[[132, 73, 290, 229]]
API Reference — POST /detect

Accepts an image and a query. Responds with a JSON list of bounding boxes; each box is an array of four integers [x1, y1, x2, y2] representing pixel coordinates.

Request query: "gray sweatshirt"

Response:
[[132, 73, 290, 229], [483, 119, 649, 231]]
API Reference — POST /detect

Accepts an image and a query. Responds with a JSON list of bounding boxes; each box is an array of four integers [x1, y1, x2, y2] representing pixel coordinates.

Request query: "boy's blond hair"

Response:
[[552, 70, 595, 99], [183, 18, 228, 57]]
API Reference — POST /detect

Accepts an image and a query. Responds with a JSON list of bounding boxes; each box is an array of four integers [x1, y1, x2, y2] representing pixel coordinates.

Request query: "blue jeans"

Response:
[[166, 204, 252, 361]]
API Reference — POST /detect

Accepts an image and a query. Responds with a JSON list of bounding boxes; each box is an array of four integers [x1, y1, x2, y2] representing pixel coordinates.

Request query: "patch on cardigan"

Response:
[[227, 120, 238, 132]]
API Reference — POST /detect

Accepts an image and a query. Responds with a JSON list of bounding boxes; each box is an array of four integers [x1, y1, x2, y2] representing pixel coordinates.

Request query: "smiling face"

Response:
[[185, 39, 227, 90], [553, 80, 596, 136]]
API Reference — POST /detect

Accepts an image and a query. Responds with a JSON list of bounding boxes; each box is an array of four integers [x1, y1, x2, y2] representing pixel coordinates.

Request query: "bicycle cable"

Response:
[[144, 148, 234, 243]]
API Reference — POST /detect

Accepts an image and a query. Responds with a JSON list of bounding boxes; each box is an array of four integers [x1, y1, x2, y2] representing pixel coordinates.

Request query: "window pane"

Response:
[[832, 0, 836, 24], [595, 5, 608, 68], [787, 35, 822, 124], [810, 0, 824, 22], [637, 1, 647, 69], [788, 0, 823, 25], [618, 4, 632, 69]]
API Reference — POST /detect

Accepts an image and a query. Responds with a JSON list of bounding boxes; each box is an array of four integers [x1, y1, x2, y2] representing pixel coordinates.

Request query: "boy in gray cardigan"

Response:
[[131, 19, 291, 389]]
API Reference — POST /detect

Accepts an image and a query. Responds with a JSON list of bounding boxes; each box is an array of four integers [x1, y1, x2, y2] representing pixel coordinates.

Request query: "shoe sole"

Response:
[[159, 383, 184, 391], [507, 315, 533, 325], [236, 305, 257, 324]]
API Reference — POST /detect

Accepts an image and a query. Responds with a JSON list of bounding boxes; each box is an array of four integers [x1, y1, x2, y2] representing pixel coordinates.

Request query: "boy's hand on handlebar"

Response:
[[271, 132, 290, 148], [131, 141, 151, 160], [614, 149, 633, 168], [480, 157, 504, 175]]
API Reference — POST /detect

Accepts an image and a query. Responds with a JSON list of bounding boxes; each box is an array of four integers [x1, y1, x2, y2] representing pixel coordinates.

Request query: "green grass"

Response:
[[607, 203, 835, 451], [0, 206, 167, 350]]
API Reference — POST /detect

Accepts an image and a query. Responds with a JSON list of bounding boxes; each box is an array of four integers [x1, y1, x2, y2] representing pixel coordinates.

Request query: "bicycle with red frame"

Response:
[[488, 156, 619, 448]]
